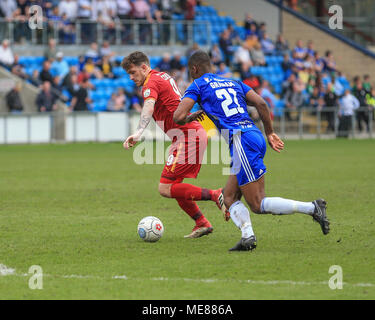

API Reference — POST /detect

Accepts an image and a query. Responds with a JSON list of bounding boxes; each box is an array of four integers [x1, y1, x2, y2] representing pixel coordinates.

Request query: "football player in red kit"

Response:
[[122, 51, 229, 238]]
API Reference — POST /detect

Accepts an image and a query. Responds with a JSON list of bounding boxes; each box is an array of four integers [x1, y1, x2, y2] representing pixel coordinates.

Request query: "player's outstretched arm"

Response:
[[246, 90, 284, 153], [123, 98, 155, 149], [173, 97, 205, 125]]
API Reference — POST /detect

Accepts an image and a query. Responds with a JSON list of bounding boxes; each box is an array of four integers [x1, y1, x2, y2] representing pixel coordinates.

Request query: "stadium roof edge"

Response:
[[264, 0, 375, 60]]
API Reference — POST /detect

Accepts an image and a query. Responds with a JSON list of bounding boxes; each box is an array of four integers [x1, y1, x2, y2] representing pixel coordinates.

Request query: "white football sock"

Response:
[[229, 201, 255, 238], [261, 197, 315, 215]]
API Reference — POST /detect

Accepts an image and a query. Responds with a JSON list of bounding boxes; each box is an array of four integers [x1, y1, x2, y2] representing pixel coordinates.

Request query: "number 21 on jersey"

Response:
[[215, 88, 245, 117]]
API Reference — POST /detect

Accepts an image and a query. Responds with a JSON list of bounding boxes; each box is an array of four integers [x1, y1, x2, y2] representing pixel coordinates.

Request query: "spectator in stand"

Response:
[[157, 53, 172, 73], [260, 32, 275, 55], [170, 52, 184, 72], [186, 42, 200, 58], [0, 39, 14, 68], [10, 54, 27, 79], [6, 82, 24, 113], [243, 73, 260, 91], [44, 38, 58, 62], [290, 50, 305, 71], [331, 74, 345, 97], [309, 86, 323, 109], [85, 42, 100, 63], [132, 0, 153, 44], [117, 0, 132, 19], [100, 41, 116, 61], [234, 42, 252, 72], [281, 53, 292, 74], [250, 42, 266, 66], [275, 34, 290, 55], [59, 12, 76, 44], [215, 62, 232, 78], [313, 51, 324, 73], [13, 0, 31, 43], [244, 34, 260, 50], [337, 89, 359, 138], [306, 40, 315, 58], [209, 44, 223, 66], [51, 52, 70, 83], [257, 22, 267, 40], [323, 50, 337, 73], [244, 13, 257, 34], [29, 69, 41, 86], [284, 79, 305, 120], [323, 83, 338, 132], [70, 78, 92, 111], [58, 0, 78, 21], [363, 74, 372, 94], [107, 88, 127, 111], [62, 65, 78, 94], [39, 60, 54, 84], [258, 80, 277, 117], [95, 1, 117, 43], [219, 29, 234, 66], [98, 55, 113, 78], [83, 57, 102, 78], [293, 39, 307, 60], [226, 24, 241, 46], [36, 81, 58, 112], [77, 0, 93, 44], [353, 80, 370, 132]]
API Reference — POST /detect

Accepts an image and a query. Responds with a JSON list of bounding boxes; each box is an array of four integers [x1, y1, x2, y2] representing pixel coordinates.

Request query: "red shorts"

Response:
[[160, 129, 207, 184]]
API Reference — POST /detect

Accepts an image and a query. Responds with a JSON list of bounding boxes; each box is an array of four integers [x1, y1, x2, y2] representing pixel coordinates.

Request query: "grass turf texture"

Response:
[[0, 139, 374, 300]]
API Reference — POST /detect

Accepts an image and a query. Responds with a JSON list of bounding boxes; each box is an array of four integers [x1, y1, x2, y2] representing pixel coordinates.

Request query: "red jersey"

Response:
[[142, 70, 203, 139]]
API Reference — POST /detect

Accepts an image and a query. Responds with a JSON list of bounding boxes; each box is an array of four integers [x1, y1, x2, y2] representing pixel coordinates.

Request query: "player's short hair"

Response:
[[188, 50, 211, 70], [121, 51, 150, 71]]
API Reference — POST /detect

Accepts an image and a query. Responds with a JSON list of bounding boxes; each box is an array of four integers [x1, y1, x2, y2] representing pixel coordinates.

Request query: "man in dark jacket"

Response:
[[6, 83, 24, 112], [36, 81, 58, 112]]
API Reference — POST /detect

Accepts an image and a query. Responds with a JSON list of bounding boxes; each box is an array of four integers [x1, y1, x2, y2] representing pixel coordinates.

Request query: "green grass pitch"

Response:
[[0, 139, 374, 299]]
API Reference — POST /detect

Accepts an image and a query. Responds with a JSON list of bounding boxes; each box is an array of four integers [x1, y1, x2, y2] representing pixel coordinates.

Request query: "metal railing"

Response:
[[0, 107, 374, 144], [0, 19, 211, 46]]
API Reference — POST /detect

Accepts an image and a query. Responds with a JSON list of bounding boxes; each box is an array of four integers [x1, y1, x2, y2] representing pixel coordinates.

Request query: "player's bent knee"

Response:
[[158, 183, 172, 198]]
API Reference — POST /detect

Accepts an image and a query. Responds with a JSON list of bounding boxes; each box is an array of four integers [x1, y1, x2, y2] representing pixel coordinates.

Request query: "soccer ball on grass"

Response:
[[137, 216, 164, 242]]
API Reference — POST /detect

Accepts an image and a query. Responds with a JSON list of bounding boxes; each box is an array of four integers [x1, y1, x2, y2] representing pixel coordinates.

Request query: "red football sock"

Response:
[[170, 183, 214, 201], [176, 199, 204, 221]]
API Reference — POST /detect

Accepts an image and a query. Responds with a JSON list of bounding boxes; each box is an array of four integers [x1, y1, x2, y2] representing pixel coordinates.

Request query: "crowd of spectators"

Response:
[[0, 0, 198, 44], [1, 5, 374, 133]]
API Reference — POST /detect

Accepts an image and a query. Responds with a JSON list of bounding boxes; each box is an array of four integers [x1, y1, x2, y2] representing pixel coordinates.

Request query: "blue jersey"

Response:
[[183, 73, 259, 141]]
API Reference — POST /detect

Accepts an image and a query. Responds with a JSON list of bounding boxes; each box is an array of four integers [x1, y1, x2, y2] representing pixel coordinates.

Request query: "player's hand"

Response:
[[186, 110, 205, 123], [123, 134, 140, 149], [267, 133, 284, 153]]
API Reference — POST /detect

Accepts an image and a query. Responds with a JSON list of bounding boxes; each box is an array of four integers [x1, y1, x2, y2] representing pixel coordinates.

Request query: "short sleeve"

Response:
[[143, 80, 159, 101], [182, 80, 201, 102], [239, 81, 252, 95]]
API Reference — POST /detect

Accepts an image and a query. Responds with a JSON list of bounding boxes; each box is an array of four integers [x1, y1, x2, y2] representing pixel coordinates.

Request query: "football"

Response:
[[137, 216, 164, 242]]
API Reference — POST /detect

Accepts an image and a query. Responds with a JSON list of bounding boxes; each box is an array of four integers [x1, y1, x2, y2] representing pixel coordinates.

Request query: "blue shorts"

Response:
[[230, 130, 267, 186]]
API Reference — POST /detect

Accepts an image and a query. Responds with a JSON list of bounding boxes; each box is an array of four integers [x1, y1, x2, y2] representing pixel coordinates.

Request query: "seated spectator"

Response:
[[363, 74, 372, 94], [243, 73, 260, 90], [258, 80, 277, 117], [260, 33, 275, 55], [246, 23, 258, 38], [244, 34, 259, 50], [234, 42, 252, 72], [85, 42, 100, 63], [293, 40, 307, 60], [51, 52, 70, 83], [44, 38, 58, 62], [281, 53, 292, 73], [107, 88, 127, 112], [30, 69, 41, 87], [309, 86, 323, 109], [275, 34, 290, 55], [209, 44, 223, 66], [157, 53, 172, 73], [170, 52, 184, 72], [306, 40, 315, 58], [70, 79, 92, 111], [284, 80, 305, 120], [6, 82, 24, 113], [215, 62, 232, 78], [36, 81, 58, 112], [244, 13, 258, 33], [84, 57, 103, 79], [290, 51, 305, 71], [10, 54, 27, 79], [257, 22, 267, 40], [0, 39, 14, 68], [250, 42, 266, 66], [313, 52, 324, 73], [98, 55, 114, 78], [219, 30, 234, 66], [62, 66, 78, 92], [323, 50, 337, 73], [39, 60, 54, 84], [100, 41, 116, 61], [226, 24, 241, 46]]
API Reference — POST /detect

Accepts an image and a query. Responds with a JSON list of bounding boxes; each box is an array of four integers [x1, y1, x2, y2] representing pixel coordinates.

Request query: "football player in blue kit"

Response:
[[173, 51, 330, 251]]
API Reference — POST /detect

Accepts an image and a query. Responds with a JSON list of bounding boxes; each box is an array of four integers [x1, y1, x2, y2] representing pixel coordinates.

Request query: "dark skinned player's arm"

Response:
[[173, 97, 205, 125]]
